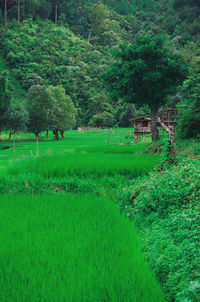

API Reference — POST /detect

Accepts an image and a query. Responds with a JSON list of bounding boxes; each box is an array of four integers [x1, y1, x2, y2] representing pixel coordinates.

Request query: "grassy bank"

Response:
[[116, 155, 200, 301]]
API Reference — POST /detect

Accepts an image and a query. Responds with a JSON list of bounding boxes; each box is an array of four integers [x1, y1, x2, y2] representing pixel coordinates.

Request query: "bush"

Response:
[[133, 159, 199, 217], [177, 72, 200, 138], [115, 157, 200, 301], [88, 111, 114, 127]]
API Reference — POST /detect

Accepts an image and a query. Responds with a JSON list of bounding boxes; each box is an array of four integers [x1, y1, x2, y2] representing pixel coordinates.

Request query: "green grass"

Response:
[[0, 129, 151, 159], [0, 129, 165, 300], [0, 194, 165, 302], [7, 152, 160, 178]]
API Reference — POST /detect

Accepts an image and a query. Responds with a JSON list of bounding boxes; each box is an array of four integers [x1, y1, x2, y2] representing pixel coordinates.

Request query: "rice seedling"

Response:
[[0, 194, 165, 302], [7, 152, 160, 179]]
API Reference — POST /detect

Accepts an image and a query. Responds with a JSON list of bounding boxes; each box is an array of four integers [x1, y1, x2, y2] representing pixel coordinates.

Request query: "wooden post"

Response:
[[13, 139, 16, 157], [36, 135, 39, 157], [46, 130, 49, 140], [107, 131, 110, 145]]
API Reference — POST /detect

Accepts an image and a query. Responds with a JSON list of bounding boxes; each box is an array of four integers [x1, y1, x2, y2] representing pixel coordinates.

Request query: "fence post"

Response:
[[107, 131, 110, 145], [36, 136, 39, 157], [13, 139, 16, 157]]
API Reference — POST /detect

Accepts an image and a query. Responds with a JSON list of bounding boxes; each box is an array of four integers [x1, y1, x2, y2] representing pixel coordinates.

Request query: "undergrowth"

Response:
[[115, 157, 200, 301]]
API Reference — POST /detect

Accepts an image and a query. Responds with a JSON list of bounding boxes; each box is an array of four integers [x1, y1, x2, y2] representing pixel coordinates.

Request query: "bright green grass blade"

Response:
[[0, 194, 165, 302]]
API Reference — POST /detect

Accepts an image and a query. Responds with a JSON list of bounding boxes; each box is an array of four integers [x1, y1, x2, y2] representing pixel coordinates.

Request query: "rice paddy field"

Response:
[[0, 129, 165, 301]]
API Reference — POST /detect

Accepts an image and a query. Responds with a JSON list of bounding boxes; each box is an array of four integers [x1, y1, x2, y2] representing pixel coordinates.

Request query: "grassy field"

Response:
[[0, 194, 165, 302], [0, 129, 165, 301]]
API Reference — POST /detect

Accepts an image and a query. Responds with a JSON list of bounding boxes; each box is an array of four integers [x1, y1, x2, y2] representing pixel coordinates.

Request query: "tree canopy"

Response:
[[101, 35, 188, 140]]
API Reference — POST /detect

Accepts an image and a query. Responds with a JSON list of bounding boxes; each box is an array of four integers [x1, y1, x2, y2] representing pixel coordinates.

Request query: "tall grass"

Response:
[[0, 194, 165, 302], [7, 152, 160, 178]]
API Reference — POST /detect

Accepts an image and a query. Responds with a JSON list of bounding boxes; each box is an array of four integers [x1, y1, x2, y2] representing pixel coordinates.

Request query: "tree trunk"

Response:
[[87, 30, 91, 42], [157, 117, 175, 144], [59, 130, 64, 139], [5, 0, 7, 26], [46, 130, 49, 140], [157, 117, 176, 162], [55, 4, 58, 24], [150, 108, 159, 141], [53, 130, 60, 140], [9, 131, 13, 143], [18, 0, 20, 22], [35, 132, 39, 157]]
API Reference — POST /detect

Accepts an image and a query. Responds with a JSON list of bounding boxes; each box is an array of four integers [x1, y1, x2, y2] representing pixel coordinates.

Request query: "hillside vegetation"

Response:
[[0, 0, 200, 132]]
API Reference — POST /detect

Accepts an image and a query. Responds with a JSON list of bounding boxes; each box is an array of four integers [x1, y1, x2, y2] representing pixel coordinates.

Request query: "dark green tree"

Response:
[[89, 111, 113, 128], [101, 35, 187, 140], [0, 74, 11, 130], [118, 104, 137, 127], [26, 85, 56, 138], [47, 85, 76, 140], [5, 101, 28, 141]]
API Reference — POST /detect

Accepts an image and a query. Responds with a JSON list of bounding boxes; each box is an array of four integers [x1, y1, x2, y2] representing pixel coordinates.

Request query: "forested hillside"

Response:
[[0, 0, 200, 131]]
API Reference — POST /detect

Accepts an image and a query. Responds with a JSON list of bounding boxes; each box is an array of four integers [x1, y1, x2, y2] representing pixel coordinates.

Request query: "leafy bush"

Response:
[[88, 111, 114, 127], [134, 158, 199, 217], [177, 72, 200, 139], [115, 158, 200, 301]]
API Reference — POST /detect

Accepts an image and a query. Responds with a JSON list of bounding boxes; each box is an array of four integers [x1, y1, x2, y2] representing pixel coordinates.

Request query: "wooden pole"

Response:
[[36, 135, 39, 157], [13, 139, 16, 157], [107, 131, 110, 145]]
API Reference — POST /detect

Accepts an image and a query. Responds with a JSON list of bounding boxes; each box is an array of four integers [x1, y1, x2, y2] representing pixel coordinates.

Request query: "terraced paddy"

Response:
[[0, 130, 164, 301]]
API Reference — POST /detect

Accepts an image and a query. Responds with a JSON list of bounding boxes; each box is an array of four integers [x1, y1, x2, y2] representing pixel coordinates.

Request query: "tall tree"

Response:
[[47, 85, 76, 140], [51, 0, 59, 23], [17, 0, 20, 22], [18, 0, 40, 22], [5, 101, 28, 141], [101, 35, 187, 140], [4, 0, 7, 25], [26, 85, 56, 138], [0, 74, 11, 129]]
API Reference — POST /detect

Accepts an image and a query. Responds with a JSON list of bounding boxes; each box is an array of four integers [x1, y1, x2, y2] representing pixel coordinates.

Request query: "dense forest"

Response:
[[0, 0, 200, 137]]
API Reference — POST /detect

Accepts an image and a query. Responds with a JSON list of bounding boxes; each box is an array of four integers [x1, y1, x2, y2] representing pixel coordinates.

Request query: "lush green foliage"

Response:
[[0, 19, 113, 126], [101, 35, 187, 108], [101, 34, 187, 140], [1, 1, 200, 131], [177, 72, 200, 138], [116, 156, 200, 301], [118, 104, 137, 127]]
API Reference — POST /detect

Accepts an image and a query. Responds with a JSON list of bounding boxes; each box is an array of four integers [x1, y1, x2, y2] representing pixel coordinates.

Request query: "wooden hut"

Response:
[[129, 109, 178, 140], [129, 116, 151, 139]]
